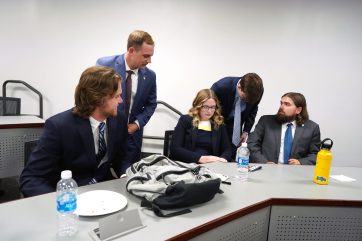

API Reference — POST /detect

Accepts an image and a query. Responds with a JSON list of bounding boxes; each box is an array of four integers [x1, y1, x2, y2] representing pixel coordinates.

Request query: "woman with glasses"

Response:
[[170, 89, 232, 163]]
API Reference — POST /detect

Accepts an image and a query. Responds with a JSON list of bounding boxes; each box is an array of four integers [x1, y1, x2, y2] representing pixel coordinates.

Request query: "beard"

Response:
[[276, 109, 296, 124], [100, 106, 118, 119], [109, 108, 118, 117]]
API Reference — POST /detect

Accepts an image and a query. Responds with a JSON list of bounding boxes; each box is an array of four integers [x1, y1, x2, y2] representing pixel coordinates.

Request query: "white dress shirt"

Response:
[[278, 121, 296, 164]]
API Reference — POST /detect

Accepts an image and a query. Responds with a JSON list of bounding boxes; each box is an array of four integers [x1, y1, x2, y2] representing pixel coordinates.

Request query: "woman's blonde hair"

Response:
[[188, 89, 224, 129]]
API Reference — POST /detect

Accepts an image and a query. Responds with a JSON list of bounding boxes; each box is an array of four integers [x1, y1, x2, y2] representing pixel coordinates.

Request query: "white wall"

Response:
[[1, 0, 361, 167]]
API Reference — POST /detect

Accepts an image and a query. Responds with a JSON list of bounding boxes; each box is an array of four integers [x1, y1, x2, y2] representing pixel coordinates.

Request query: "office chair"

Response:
[[0, 98, 22, 198], [24, 139, 39, 165], [0, 97, 21, 116], [163, 130, 174, 158]]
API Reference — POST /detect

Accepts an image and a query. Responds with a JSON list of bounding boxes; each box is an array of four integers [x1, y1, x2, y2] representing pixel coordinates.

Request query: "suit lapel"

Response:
[[292, 124, 302, 155], [273, 120, 282, 160], [106, 117, 116, 161], [115, 55, 127, 112], [211, 122, 218, 154], [228, 79, 238, 115], [131, 69, 146, 115], [191, 127, 198, 150], [76, 117, 96, 164]]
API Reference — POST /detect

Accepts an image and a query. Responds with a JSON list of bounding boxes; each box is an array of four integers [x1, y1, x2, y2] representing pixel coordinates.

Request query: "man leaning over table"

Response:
[[20, 66, 128, 197], [247, 92, 320, 165], [211, 73, 264, 158]]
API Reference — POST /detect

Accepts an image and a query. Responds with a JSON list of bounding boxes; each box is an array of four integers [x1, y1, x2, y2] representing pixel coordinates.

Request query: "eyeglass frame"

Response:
[[201, 105, 217, 111]]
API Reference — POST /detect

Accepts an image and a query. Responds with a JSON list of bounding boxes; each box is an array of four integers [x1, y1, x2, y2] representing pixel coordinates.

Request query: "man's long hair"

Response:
[[188, 89, 224, 129], [282, 92, 309, 126], [73, 66, 121, 118]]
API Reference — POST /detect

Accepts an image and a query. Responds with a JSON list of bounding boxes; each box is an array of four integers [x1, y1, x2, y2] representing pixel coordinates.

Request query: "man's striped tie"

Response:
[[96, 122, 106, 164]]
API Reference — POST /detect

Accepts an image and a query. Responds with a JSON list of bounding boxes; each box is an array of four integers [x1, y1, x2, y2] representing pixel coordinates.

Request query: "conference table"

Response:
[[0, 163, 361, 241]]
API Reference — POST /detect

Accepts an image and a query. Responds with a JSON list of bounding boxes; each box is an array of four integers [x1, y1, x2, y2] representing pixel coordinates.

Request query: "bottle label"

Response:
[[237, 156, 249, 166], [57, 191, 77, 213], [313, 150, 332, 185]]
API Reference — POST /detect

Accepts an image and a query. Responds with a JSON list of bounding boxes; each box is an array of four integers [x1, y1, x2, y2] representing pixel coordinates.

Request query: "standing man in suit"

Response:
[[97, 30, 157, 173], [20, 66, 128, 197], [211, 73, 264, 156], [248, 92, 321, 165]]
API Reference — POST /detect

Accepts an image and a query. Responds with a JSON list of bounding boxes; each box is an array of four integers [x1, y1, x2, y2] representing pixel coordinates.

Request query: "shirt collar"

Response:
[[235, 79, 240, 98], [282, 120, 296, 128], [89, 116, 107, 130], [235, 79, 246, 102]]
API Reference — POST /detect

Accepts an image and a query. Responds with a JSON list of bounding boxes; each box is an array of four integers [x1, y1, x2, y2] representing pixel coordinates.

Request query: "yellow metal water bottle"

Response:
[[313, 138, 333, 185]]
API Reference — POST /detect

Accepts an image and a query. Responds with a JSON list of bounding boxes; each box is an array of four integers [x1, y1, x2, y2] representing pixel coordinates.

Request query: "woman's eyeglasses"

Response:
[[201, 105, 217, 111]]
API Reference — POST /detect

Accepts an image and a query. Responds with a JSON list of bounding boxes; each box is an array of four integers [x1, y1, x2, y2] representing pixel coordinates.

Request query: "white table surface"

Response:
[[0, 115, 44, 125], [0, 163, 361, 241]]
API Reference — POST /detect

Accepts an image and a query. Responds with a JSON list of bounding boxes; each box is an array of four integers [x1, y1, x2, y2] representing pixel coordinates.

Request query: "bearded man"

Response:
[[247, 92, 321, 165]]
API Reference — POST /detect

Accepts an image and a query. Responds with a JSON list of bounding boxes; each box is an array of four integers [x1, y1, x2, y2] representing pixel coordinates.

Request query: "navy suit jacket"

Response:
[[96, 54, 157, 149], [20, 109, 128, 197], [170, 115, 232, 163], [211, 77, 263, 143], [247, 115, 321, 165]]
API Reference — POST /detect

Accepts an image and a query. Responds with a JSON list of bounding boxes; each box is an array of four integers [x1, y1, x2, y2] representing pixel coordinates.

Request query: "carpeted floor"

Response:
[[0, 177, 21, 203]]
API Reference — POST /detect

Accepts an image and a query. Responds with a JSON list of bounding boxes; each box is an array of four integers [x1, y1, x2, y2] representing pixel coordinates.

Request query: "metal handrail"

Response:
[[143, 100, 182, 141], [3, 80, 43, 118], [156, 100, 182, 116]]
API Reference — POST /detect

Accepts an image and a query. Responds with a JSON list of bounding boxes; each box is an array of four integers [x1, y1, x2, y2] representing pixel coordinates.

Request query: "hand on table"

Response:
[[288, 159, 301, 165], [266, 161, 276, 164], [198, 156, 227, 164]]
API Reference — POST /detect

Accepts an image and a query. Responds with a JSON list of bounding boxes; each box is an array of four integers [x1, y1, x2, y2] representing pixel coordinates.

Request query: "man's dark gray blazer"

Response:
[[247, 115, 321, 165], [97, 54, 157, 173], [211, 77, 263, 147], [20, 109, 128, 197]]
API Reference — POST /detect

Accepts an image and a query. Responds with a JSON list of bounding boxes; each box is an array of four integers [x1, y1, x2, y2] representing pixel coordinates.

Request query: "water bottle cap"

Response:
[[61, 170, 72, 179], [241, 142, 247, 147]]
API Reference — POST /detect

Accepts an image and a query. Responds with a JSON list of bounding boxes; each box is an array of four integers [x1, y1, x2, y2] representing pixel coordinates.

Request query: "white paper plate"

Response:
[[76, 190, 127, 216]]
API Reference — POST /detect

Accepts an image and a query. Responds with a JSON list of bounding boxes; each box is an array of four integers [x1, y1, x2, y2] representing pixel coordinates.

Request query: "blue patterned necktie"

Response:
[[232, 97, 241, 146], [96, 122, 107, 164], [283, 123, 293, 164]]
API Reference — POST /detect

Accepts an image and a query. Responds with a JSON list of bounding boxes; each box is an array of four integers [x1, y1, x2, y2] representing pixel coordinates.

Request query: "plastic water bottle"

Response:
[[235, 143, 249, 181], [56, 170, 78, 237]]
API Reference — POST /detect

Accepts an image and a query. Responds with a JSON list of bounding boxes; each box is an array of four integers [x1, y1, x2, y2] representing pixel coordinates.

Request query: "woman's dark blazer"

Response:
[[170, 115, 232, 163]]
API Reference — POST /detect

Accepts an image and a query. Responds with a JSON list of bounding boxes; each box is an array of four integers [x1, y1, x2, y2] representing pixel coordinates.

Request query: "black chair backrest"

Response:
[[0, 97, 21, 116], [163, 130, 174, 158], [24, 139, 39, 165]]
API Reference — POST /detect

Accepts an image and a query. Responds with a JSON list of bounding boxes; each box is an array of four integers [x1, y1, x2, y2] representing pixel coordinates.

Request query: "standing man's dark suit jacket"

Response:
[[247, 115, 321, 165], [20, 109, 128, 197], [211, 77, 263, 146], [97, 54, 157, 172], [170, 115, 232, 163]]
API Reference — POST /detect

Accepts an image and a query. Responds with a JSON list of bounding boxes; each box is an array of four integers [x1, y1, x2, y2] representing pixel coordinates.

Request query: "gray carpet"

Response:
[[0, 177, 21, 203]]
